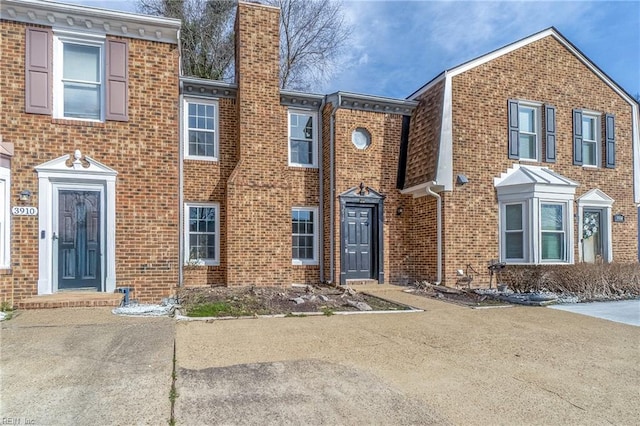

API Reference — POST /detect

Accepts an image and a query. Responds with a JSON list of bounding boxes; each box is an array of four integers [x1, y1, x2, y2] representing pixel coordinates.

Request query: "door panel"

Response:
[[57, 190, 101, 289], [583, 209, 603, 263], [345, 207, 373, 279]]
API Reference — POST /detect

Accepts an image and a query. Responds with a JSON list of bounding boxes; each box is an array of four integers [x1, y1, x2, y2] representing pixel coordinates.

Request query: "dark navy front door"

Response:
[[57, 190, 101, 289], [345, 206, 373, 279]]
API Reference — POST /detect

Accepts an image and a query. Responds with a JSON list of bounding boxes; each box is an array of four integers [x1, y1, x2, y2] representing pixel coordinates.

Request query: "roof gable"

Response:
[[410, 28, 636, 106]]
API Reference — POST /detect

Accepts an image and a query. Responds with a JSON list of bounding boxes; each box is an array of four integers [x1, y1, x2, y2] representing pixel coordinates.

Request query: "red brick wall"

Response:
[[226, 2, 321, 286], [329, 107, 414, 284], [182, 97, 238, 287], [441, 35, 638, 285], [406, 79, 445, 188], [0, 20, 180, 303]]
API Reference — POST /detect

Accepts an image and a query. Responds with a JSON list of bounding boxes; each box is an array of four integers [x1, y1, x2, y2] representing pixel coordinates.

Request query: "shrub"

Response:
[[500, 263, 640, 301]]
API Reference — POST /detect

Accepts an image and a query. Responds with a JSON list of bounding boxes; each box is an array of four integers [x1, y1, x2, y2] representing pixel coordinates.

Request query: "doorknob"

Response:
[[52, 232, 58, 241]]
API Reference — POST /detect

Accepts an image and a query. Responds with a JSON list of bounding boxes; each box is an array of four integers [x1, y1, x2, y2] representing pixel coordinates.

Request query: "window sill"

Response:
[[184, 156, 219, 163], [184, 261, 219, 268], [292, 260, 319, 266], [52, 118, 106, 128], [287, 165, 319, 171], [0, 268, 12, 275]]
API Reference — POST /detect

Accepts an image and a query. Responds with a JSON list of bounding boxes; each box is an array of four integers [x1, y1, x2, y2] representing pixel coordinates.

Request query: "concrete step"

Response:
[[16, 291, 122, 310]]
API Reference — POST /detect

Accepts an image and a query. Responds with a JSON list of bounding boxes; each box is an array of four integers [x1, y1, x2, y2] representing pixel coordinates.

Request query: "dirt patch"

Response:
[[404, 283, 512, 307], [178, 285, 411, 317]]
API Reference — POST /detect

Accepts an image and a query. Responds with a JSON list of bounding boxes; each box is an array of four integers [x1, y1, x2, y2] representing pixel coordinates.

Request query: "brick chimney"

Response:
[[226, 1, 292, 286]]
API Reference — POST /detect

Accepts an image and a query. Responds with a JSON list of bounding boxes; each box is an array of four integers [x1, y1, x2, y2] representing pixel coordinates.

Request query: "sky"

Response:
[[66, 0, 639, 100]]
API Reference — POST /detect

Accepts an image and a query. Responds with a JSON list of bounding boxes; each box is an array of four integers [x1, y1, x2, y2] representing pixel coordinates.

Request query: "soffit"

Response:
[[1, 0, 180, 44]]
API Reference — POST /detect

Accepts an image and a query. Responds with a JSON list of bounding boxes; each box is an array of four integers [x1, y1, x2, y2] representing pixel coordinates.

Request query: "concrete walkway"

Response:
[[0, 308, 174, 425], [549, 299, 640, 326]]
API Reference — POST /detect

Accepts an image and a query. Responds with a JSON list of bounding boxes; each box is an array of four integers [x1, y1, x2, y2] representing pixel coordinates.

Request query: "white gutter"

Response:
[[178, 84, 184, 287], [425, 181, 442, 285], [328, 96, 340, 284], [632, 102, 640, 204], [318, 97, 326, 283]]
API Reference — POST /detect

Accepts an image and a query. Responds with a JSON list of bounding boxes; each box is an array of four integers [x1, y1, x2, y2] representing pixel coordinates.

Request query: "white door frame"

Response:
[[52, 183, 105, 291], [577, 189, 613, 263], [36, 152, 117, 294]]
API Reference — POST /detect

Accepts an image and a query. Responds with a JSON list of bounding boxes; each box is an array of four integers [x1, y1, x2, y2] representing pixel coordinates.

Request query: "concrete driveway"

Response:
[[0, 308, 174, 425], [1, 288, 639, 425], [176, 288, 640, 425]]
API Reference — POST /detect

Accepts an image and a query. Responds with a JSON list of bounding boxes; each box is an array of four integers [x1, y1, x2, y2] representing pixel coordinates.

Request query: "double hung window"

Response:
[[184, 203, 220, 265], [581, 114, 600, 167], [289, 110, 317, 167], [540, 203, 566, 261], [504, 203, 525, 261], [184, 98, 218, 160], [518, 106, 538, 160], [54, 34, 104, 120], [292, 207, 318, 264]]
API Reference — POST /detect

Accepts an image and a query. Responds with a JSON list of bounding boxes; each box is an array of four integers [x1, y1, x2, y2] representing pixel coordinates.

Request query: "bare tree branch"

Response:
[[137, 0, 236, 81], [136, 0, 350, 90]]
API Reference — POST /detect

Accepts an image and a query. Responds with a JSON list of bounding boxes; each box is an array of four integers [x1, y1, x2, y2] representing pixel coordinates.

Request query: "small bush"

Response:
[[500, 263, 640, 301]]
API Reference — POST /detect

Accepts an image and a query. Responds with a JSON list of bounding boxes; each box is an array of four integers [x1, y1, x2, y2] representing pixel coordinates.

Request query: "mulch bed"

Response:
[[178, 285, 411, 317], [404, 284, 512, 307]]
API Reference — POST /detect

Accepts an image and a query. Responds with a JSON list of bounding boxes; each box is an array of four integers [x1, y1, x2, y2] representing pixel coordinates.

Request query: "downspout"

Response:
[[178, 90, 184, 288], [318, 97, 326, 283], [328, 95, 340, 283], [177, 30, 184, 288], [426, 181, 442, 285]]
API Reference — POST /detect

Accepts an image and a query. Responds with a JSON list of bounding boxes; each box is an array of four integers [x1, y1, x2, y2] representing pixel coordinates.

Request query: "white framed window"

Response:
[[183, 97, 219, 161], [292, 207, 318, 265], [499, 199, 571, 264], [184, 203, 220, 266], [53, 32, 105, 121], [518, 104, 541, 161], [582, 113, 601, 167], [503, 202, 527, 262], [540, 203, 567, 262], [0, 166, 10, 269], [288, 110, 318, 167]]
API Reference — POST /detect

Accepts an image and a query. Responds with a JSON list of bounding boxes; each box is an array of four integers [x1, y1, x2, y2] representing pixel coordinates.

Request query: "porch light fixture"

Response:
[[19, 190, 32, 202], [396, 206, 404, 216], [456, 174, 469, 185]]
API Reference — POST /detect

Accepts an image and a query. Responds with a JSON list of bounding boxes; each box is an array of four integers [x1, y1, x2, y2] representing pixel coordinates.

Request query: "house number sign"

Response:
[[12, 206, 38, 216]]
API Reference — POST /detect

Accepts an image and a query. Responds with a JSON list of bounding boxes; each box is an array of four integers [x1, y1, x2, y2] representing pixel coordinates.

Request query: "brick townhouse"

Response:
[[0, 0, 181, 305], [0, 0, 637, 307]]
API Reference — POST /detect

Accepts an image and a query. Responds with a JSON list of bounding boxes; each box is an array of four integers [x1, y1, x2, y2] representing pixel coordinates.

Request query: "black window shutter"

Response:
[[605, 114, 615, 168], [396, 115, 410, 189], [508, 99, 519, 159], [545, 105, 556, 163], [573, 109, 583, 165]]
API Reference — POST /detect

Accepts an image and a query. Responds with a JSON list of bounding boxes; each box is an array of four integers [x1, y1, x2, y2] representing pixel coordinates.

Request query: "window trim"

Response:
[[183, 97, 219, 161], [184, 202, 220, 266], [288, 109, 318, 168], [581, 110, 602, 168], [539, 202, 568, 262], [499, 198, 573, 265], [577, 189, 614, 263], [52, 31, 106, 122], [501, 202, 528, 263], [517, 102, 542, 162], [291, 206, 319, 265], [0, 165, 10, 269]]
